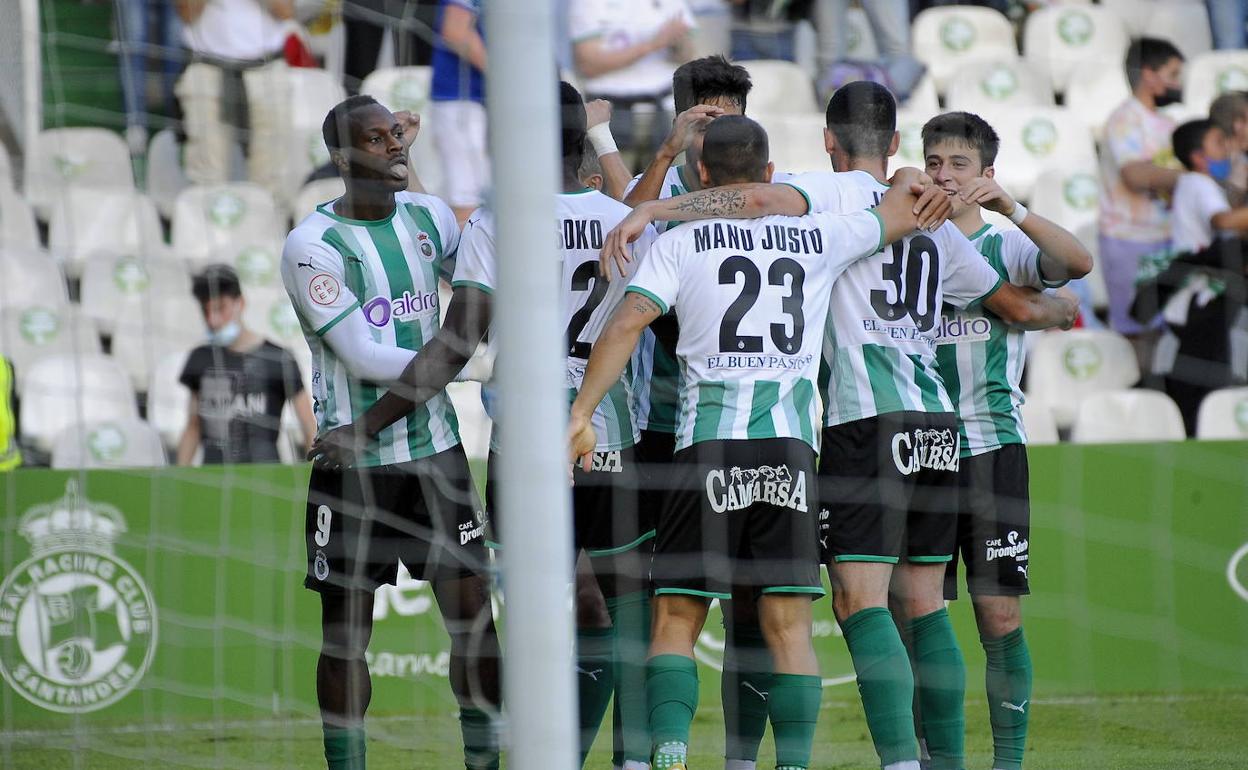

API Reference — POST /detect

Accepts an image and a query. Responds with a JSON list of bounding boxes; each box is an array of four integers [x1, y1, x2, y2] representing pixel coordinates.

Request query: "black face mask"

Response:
[[1156, 87, 1184, 108]]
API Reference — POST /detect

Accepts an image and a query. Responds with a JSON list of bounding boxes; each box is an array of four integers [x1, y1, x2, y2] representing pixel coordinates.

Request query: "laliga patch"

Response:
[[309, 273, 341, 306]]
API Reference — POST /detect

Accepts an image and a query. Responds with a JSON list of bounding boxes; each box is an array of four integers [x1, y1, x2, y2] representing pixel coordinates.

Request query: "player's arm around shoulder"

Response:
[[959, 176, 1092, 282]]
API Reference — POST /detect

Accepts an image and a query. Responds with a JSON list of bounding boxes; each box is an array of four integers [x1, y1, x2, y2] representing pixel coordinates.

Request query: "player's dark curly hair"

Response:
[[322, 94, 382, 153], [921, 111, 1001, 168], [825, 80, 896, 160], [673, 55, 752, 114], [699, 115, 769, 187]]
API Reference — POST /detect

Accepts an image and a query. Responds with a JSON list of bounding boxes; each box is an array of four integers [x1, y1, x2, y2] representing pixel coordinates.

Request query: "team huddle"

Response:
[[283, 56, 1089, 770]]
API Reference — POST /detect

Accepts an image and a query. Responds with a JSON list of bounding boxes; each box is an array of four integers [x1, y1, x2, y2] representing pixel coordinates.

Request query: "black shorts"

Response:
[[485, 445, 648, 557], [304, 446, 489, 594], [820, 411, 961, 565], [653, 438, 822, 600], [635, 428, 676, 538], [944, 444, 1031, 600]]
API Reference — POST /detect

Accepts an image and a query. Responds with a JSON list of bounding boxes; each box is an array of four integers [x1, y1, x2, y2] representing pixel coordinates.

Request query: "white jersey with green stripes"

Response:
[[935, 223, 1066, 457], [784, 170, 1005, 427], [451, 191, 658, 452], [627, 209, 886, 452], [625, 166, 795, 434], [281, 191, 462, 467]]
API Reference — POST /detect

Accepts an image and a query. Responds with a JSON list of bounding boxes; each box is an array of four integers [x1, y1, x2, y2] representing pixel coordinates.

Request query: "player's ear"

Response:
[[697, 159, 711, 187], [823, 127, 835, 156], [764, 160, 775, 183], [983, 165, 995, 179], [331, 150, 349, 173], [887, 131, 900, 158]]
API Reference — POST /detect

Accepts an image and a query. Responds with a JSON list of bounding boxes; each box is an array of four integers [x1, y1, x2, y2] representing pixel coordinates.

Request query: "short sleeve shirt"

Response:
[[1170, 172, 1230, 254], [1099, 98, 1178, 243], [569, 0, 696, 97]]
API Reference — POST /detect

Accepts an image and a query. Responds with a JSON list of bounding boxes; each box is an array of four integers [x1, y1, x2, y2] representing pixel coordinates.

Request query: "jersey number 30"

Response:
[[718, 256, 805, 354], [870, 235, 941, 331]]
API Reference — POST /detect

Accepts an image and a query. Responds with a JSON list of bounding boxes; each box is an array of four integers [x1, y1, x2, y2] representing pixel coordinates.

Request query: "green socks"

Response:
[[460, 707, 500, 770], [577, 626, 617, 763], [769, 673, 822, 770], [607, 591, 652, 764], [323, 725, 366, 770], [983, 627, 1032, 770], [647, 654, 700, 767], [722, 621, 773, 763], [908, 608, 967, 770], [841, 607, 920, 766]]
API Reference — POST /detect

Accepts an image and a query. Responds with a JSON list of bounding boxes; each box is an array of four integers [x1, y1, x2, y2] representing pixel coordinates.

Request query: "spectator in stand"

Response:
[[1210, 91, 1248, 206], [1208, 0, 1248, 50], [116, 0, 184, 155], [432, 0, 487, 224], [813, 0, 924, 103], [174, 0, 293, 184], [570, 0, 695, 171], [728, 0, 811, 62], [0, 356, 19, 471], [342, 0, 438, 93], [177, 265, 316, 465], [1098, 38, 1185, 351]]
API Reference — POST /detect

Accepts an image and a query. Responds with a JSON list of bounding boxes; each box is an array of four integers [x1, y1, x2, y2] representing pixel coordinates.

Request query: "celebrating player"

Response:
[[923, 111, 1092, 770], [282, 95, 500, 770]]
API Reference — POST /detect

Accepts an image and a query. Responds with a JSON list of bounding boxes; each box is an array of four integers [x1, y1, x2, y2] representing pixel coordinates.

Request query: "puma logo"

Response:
[[1001, 700, 1027, 713], [577, 667, 604, 682], [346, 255, 363, 264], [743, 681, 769, 701], [297, 260, 315, 269]]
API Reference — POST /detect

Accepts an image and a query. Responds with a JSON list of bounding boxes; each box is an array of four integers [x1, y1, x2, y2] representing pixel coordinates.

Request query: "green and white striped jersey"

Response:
[[451, 190, 658, 452], [281, 191, 462, 467], [628, 210, 886, 452], [785, 170, 1004, 427], [935, 223, 1067, 457]]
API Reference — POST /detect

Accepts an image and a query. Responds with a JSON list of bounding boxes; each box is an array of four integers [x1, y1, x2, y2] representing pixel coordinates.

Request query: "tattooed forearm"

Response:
[[673, 188, 747, 217]]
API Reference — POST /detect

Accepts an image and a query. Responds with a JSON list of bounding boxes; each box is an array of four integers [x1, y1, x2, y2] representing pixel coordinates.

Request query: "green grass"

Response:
[[4, 689, 1246, 769]]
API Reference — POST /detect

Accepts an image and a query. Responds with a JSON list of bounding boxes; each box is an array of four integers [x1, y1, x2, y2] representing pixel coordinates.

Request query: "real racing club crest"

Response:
[[416, 231, 435, 260], [0, 480, 157, 713]]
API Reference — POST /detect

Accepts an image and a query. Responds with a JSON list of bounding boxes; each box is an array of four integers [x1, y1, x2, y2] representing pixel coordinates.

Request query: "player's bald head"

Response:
[[698, 115, 770, 187]]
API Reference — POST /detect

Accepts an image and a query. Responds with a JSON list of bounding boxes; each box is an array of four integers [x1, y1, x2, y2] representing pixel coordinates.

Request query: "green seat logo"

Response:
[[207, 192, 246, 229], [20, 307, 60, 346], [1063, 173, 1099, 211], [235, 247, 276, 285], [980, 64, 1019, 101], [52, 154, 87, 180], [1063, 341, 1102, 380], [391, 77, 427, 114], [1057, 10, 1093, 47], [898, 122, 924, 162], [268, 300, 300, 339], [940, 17, 976, 52], [307, 131, 331, 168], [87, 425, 127, 463], [1217, 66, 1248, 94], [1023, 118, 1058, 157], [112, 257, 150, 294], [1234, 398, 1248, 433]]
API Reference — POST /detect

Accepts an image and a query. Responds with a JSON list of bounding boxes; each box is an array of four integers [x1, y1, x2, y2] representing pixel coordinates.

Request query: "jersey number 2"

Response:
[[718, 256, 805, 354], [567, 260, 610, 359], [870, 235, 941, 331]]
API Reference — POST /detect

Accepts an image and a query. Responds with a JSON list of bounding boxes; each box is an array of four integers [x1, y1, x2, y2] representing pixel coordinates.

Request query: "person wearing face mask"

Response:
[[1098, 38, 1185, 354], [176, 264, 316, 465]]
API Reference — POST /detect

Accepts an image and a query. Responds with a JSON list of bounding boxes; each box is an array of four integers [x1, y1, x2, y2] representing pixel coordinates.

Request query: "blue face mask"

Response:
[[1208, 158, 1233, 181], [208, 320, 241, 347]]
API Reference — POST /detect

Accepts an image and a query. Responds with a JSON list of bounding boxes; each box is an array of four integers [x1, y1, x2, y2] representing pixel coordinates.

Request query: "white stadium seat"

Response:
[[171, 183, 286, 269], [844, 6, 879, 61], [147, 350, 191, 449], [1030, 167, 1099, 237], [361, 66, 446, 200], [19, 354, 139, 452], [79, 254, 190, 335], [1098, 0, 1146, 36], [25, 128, 135, 221], [1023, 5, 1130, 94], [757, 113, 830, 174], [51, 417, 168, 469], [1141, 0, 1213, 60], [0, 188, 40, 249], [219, 237, 286, 290], [145, 128, 191, 221], [945, 60, 1055, 113], [0, 306, 101, 393], [1195, 386, 1248, 439], [741, 60, 820, 116], [1019, 399, 1060, 445], [1025, 329, 1140, 429], [977, 106, 1096, 202], [911, 6, 1018, 94], [109, 295, 207, 391], [1063, 65, 1130, 141], [1070, 389, 1186, 443], [886, 107, 939, 177], [47, 187, 167, 278], [1182, 51, 1248, 114], [242, 286, 304, 349], [293, 177, 346, 223], [0, 248, 69, 312]]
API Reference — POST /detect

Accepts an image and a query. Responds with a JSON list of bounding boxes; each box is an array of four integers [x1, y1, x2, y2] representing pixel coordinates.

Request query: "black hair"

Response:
[[1173, 118, 1217, 171], [1210, 91, 1248, 135], [699, 115, 769, 187], [560, 81, 588, 180], [825, 80, 897, 160], [921, 111, 1001, 167], [672, 55, 753, 114], [1125, 37, 1184, 90], [192, 264, 242, 304], [322, 94, 382, 153]]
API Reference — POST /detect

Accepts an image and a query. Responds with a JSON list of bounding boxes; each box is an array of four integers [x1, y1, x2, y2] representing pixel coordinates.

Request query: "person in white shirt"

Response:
[[1170, 119, 1248, 255]]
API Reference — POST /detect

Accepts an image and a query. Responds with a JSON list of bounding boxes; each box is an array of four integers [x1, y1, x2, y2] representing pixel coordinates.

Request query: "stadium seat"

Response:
[[147, 350, 191, 449], [25, 127, 135, 221], [1063, 65, 1131, 141], [19, 354, 139, 452], [360, 66, 446, 200], [51, 417, 168, 469], [145, 128, 191, 221], [1195, 386, 1248, 439], [844, 5, 879, 61], [1023, 5, 1130, 95], [109, 295, 206, 391], [242, 286, 303, 348], [293, 177, 345, 222], [1019, 398, 1060, 445], [757, 113, 830, 174], [171, 183, 286, 269], [945, 60, 1056, 114], [1030, 167, 1100, 239], [79, 254, 190, 335], [902, 73, 941, 114], [977, 106, 1097, 202], [0, 188, 40, 249], [1025, 329, 1140, 429], [0, 305, 101, 393], [911, 6, 1019, 94], [1141, 0, 1213, 60], [1182, 50, 1248, 114], [219, 238, 286, 290], [1070, 389, 1186, 443], [47, 187, 167, 278], [885, 107, 938, 177], [1098, 0, 1147, 36], [741, 60, 820, 116], [0, 248, 69, 312]]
